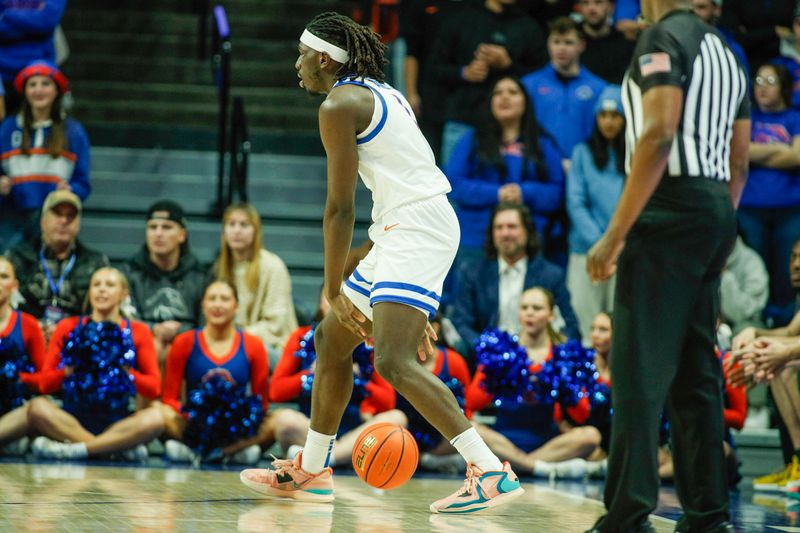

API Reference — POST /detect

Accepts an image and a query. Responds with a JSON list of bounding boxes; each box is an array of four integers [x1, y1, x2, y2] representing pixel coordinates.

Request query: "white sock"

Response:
[[67, 442, 88, 459], [300, 429, 336, 474], [533, 460, 555, 478], [449, 427, 503, 472]]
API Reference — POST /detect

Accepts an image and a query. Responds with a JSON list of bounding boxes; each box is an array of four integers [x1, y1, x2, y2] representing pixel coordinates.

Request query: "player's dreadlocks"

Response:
[[305, 12, 388, 82]]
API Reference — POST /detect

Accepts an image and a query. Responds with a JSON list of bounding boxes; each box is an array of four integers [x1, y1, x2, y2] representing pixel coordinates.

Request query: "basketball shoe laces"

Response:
[[269, 455, 298, 478], [458, 465, 482, 496]]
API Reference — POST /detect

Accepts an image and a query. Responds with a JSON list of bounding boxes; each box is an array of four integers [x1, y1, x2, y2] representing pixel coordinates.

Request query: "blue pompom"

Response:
[[181, 374, 266, 458], [0, 336, 35, 414], [474, 329, 534, 406], [294, 325, 374, 402], [532, 340, 598, 407], [60, 320, 137, 412]]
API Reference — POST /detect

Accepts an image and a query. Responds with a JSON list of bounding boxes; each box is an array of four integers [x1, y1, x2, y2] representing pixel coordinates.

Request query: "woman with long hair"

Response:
[[28, 267, 163, 460], [160, 280, 280, 464], [466, 287, 602, 479], [0, 62, 90, 251], [0, 256, 46, 455], [739, 63, 800, 315], [447, 76, 565, 263], [214, 203, 297, 368], [566, 86, 625, 339]]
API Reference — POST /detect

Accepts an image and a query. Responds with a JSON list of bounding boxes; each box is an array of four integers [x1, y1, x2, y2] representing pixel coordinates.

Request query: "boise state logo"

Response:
[[753, 122, 790, 144], [576, 85, 595, 101], [202, 367, 236, 385]]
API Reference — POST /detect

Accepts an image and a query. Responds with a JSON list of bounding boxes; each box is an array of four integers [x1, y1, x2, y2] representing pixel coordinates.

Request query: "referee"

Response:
[[586, 0, 751, 532]]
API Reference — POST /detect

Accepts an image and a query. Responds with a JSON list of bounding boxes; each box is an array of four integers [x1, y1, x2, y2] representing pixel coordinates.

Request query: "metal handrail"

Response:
[[229, 96, 250, 204], [210, 5, 231, 216]]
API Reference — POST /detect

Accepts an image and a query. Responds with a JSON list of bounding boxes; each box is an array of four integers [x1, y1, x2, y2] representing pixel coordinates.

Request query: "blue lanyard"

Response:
[[39, 250, 76, 302]]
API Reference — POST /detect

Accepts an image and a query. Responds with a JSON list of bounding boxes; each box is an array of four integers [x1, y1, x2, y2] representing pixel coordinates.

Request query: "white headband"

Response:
[[300, 29, 350, 64]]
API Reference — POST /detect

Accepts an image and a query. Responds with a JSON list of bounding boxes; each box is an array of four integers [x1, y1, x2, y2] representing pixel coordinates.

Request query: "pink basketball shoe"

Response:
[[240, 451, 334, 502], [430, 462, 524, 514]]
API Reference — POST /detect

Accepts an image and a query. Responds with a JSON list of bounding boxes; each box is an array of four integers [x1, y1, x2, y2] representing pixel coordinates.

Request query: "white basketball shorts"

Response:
[[342, 194, 459, 320]]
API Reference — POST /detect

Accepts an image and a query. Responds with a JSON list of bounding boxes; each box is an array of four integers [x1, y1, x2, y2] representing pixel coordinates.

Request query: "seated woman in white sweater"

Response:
[[213, 203, 298, 369]]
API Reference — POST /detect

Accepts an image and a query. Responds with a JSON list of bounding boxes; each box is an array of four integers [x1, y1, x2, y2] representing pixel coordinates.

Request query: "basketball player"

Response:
[[240, 12, 523, 513]]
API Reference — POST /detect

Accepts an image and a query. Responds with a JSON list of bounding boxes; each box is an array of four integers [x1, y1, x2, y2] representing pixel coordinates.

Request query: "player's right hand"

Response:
[[330, 292, 368, 340]]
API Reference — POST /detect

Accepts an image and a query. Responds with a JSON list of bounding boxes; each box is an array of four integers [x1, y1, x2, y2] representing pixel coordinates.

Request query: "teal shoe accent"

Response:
[[304, 488, 334, 495], [497, 473, 521, 494]]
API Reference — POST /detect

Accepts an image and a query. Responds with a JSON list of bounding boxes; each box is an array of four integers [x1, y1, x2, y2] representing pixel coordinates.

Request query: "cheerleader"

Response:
[[28, 267, 163, 460], [269, 289, 398, 466], [0, 256, 46, 455], [581, 311, 613, 461], [159, 280, 275, 464], [467, 287, 603, 478]]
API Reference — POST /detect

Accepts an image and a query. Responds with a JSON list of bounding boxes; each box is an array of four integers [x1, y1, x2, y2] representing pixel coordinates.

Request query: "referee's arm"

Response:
[[586, 85, 682, 282], [728, 118, 751, 209]]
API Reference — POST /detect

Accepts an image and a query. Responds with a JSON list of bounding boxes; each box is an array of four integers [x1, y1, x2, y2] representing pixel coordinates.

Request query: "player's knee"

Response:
[[373, 352, 410, 387]]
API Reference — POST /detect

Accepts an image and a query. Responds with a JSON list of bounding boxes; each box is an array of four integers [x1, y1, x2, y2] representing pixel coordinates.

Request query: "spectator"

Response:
[[122, 200, 207, 367], [0, 256, 46, 456], [428, 0, 547, 164], [28, 267, 163, 460], [400, 0, 466, 162], [772, 3, 800, 110], [613, 0, 645, 40], [447, 76, 564, 263], [521, 17, 607, 175], [269, 288, 399, 465], [739, 64, 800, 313], [467, 287, 603, 479], [520, 0, 575, 29], [214, 203, 297, 370], [0, 0, 66, 114], [451, 203, 580, 362], [0, 62, 90, 251], [566, 85, 624, 340], [692, 0, 750, 79], [6, 190, 108, 342], [576, 0, 636, 83], [159, 280, 278, 465], [720, 0, 794, 75], [720, 236, 769, 335]]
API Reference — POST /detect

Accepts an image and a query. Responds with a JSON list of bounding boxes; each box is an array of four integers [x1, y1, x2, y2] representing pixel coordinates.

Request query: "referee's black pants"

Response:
[[598, 176, 736, 533]]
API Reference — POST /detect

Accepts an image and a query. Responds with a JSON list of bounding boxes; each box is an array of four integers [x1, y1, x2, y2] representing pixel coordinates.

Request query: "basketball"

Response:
[[351, 423, 419, 489]]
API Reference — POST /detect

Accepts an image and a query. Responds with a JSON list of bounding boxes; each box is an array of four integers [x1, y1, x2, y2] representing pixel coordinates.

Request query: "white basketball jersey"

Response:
[[331, 76, 451, 220]]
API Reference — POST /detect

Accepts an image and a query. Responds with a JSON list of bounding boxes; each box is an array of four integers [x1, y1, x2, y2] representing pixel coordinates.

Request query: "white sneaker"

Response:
[[228, 445, 261, 465], [1, 437, 29, 456], [120, 444, 149, 462], [287, 444, 303, 460], [165, 439, 197, 463], [553, 458, 588, 479], [31, 437, 88, 460], [533, 460, 556, 479], [586, 458, 608, 479]]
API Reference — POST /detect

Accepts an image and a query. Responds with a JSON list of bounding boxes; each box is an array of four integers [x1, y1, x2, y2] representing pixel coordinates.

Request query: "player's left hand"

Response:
[[417, 322, 437, 362], [587, 232, 625, 283], [330, 292, 369, 340]]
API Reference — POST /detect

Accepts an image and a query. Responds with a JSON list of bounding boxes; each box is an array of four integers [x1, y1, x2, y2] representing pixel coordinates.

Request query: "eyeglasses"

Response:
[[755, 75, 778, 86]]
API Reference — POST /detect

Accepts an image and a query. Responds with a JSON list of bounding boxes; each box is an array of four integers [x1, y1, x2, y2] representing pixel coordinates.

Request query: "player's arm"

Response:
[[319, 88, 367, 337]]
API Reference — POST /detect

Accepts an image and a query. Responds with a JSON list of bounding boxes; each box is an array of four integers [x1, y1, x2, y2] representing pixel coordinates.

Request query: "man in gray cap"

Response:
[[6, 190, 108, 341]]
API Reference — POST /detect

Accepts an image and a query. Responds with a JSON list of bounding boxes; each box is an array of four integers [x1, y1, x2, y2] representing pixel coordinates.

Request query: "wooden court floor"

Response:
[[0, 462, 678, 532]]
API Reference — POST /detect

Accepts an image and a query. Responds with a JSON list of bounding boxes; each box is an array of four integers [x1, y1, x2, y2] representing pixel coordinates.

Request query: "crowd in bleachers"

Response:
[[1, 0, 800, 491]]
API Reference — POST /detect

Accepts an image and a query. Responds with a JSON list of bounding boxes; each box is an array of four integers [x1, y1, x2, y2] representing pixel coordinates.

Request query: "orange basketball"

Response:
[[351, 422, 419, 489]]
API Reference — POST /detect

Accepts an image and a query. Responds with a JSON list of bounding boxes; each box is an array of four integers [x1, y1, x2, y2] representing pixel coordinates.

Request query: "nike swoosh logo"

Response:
[[384, 223, 400, 231]]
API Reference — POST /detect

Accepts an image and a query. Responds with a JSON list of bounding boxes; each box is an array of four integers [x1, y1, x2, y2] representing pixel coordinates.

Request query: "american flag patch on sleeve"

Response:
[[639, 52, 672, 77]]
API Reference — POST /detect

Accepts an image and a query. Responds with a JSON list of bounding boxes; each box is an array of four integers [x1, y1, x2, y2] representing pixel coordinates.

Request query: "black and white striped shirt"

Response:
[[622, 10, 750, 182]]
